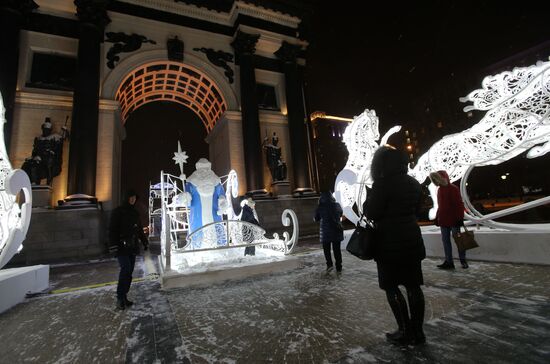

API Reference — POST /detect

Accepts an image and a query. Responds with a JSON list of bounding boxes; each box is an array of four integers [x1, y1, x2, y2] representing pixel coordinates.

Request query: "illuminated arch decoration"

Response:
[[0, 91, 32, 269], [336, 60, 550, 230], [115, 61, 227, 131]]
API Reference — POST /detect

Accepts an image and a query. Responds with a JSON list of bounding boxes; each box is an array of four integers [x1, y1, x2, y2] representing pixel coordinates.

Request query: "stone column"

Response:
[[67, 0, 111, 197], [275, 41, 312, 193], [231, 31, 266, 195], [0, 0, 38, 151]]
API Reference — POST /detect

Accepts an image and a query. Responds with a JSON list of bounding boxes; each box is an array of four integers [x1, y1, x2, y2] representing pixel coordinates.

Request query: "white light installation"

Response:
[[0, 92, 32, 269], [159, 144, 298, 272], [336, 60, 550, 230], [334, 109, 401, 224]]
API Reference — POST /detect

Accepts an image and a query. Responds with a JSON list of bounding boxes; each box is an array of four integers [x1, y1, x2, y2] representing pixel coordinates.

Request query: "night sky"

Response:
[[301, 1, 550, 207], [304, 1, 550, 132]]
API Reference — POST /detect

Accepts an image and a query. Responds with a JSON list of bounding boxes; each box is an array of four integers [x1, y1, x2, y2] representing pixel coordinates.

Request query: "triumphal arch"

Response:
[[1, 0, 317, 263]]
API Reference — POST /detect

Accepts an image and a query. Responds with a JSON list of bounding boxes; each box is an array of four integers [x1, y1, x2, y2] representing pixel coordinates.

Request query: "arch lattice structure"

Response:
[[115, 61, 227, 132]]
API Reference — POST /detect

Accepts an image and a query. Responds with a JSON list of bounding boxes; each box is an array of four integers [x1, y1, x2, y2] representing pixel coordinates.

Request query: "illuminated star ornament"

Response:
[[173, 141, 188, 176]]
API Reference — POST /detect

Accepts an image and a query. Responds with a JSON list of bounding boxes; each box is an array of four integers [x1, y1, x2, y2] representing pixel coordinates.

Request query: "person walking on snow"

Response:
[[314, 191, 344, 273]]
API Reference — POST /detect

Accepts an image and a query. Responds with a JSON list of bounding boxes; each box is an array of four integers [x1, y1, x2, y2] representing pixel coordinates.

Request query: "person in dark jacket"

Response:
[[241, 197, 259, 256], [314, 191, 344, 272], [364, 146, 426, 345], [109, 189, 149, 310], [430, 170, 468, 269]]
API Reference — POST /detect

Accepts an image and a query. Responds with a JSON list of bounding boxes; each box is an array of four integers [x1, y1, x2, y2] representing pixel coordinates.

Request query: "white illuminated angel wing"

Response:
[[0, 92, 32, 269]]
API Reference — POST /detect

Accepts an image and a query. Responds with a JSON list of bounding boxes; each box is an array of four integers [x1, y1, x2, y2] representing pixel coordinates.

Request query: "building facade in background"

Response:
[[0, 0, 316, 211], [309, 112, 351, 192]]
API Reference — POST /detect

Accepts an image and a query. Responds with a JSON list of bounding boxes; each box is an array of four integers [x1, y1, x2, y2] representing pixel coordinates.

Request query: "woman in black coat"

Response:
[[314, 191, 344, 272], [364, 146, 426, 345]]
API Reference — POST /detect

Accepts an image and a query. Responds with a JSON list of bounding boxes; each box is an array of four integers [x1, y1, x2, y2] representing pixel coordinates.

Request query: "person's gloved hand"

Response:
[[455, 219, 464, 228]]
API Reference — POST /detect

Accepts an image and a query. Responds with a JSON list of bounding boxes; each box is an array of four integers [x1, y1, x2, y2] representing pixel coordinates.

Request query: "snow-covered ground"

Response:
[[1, 250, 549, 363]]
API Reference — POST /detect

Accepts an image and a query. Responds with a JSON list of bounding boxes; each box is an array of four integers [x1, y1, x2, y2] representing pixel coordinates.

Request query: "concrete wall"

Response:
[[8, 209, 106, 266], [255, 196, 319, 239]]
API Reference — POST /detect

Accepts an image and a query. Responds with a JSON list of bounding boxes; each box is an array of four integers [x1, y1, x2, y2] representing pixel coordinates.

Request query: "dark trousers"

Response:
[[322, 241, 342, 269], [441, 226, 466, 262], [117, 254, 136, 300]]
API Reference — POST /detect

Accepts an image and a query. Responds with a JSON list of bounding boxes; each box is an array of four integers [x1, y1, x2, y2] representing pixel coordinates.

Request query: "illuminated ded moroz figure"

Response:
[[181, 158, 228, 247]]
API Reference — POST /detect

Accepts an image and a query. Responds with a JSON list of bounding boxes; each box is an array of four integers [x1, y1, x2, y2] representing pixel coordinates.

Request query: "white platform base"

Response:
[[0, 265, 49, 314], [421, 227, 550, 265], [159, 255, 302, 289], [341, 228, 550, 266]]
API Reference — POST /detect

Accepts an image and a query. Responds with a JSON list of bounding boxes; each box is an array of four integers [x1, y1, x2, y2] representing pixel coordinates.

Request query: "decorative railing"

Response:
[[183, 209, 298, 254]]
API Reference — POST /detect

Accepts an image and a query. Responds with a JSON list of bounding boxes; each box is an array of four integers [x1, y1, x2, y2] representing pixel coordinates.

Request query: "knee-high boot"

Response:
[[406, 285, 426, 345], [385, 287, 411, 344]]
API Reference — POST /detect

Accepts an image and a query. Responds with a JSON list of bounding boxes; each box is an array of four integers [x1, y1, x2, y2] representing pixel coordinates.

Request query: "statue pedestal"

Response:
[[271, 180, 291, 197], [32, 185, 52, 208]]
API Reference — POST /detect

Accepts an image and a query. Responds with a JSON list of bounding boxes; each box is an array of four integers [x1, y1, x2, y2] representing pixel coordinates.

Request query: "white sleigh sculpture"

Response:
[[158, 145, 299, 271], [0, 92, 33, 269], [335, 60, 550, 231]]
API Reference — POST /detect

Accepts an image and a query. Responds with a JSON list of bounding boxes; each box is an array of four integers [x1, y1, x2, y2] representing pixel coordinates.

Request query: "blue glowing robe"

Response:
[[185, 181, 226, 248]]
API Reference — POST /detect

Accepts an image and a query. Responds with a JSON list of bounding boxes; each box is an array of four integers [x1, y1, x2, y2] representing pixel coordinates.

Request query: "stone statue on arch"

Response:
[[21, 117, 70, 185], [263, 132, 287, 182]]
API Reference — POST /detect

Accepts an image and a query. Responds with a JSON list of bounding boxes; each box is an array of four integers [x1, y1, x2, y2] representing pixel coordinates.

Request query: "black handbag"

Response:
[[346, 217, 376, 260]]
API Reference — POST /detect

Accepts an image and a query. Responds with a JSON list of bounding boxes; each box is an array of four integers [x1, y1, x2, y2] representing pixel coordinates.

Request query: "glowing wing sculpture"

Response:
[[410, 60, 550, 187], [334, 109, 400, 224], [336, 60, 550, 230], [410, 60, 550, 226], [0, 92, 32, 269]]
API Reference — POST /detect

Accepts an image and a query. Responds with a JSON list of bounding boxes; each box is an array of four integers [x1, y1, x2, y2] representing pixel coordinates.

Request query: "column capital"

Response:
[[74, 0, 111, 29], [275, 41, 302, 64], [231, 31, 260, 56], [0, 0, 38, 15]]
